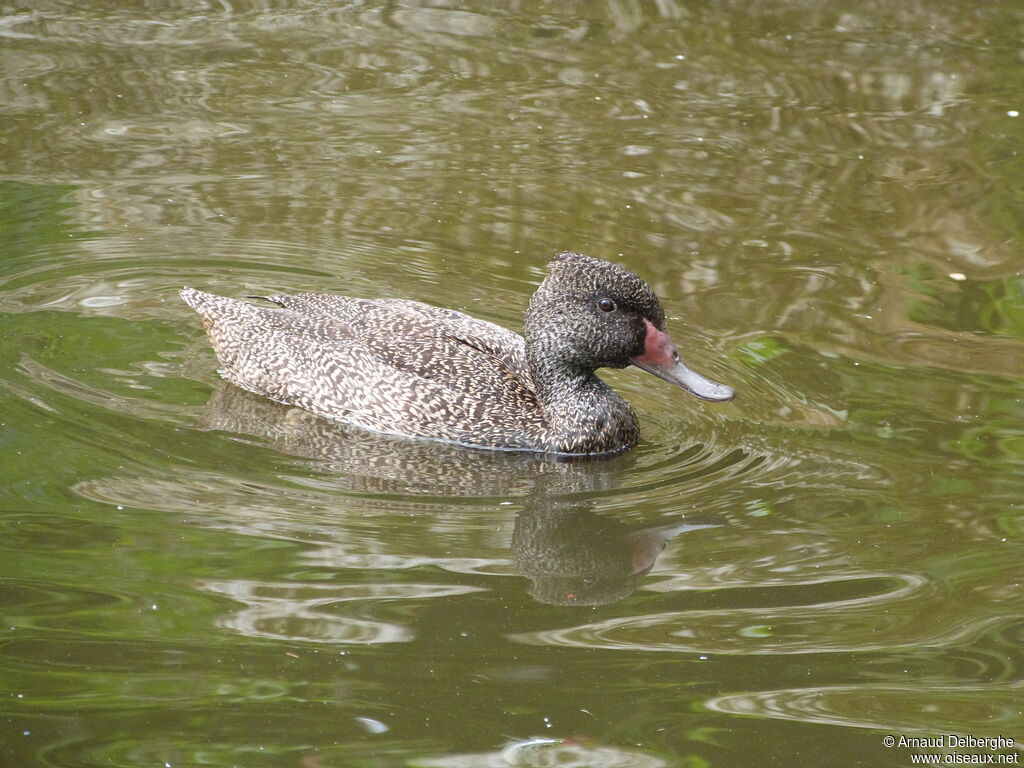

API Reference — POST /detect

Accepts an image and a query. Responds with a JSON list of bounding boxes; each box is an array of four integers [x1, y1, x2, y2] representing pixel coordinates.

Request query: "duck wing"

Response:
[[263, 294, 534, 391], [183, 290, 545, 447]]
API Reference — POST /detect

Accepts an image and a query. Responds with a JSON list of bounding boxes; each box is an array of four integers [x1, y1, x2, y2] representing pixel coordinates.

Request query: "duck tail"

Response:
[[179, 286, 216, 312]]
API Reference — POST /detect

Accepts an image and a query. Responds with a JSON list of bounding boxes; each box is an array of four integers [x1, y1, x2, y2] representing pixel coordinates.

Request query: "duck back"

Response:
[[181, 289, 549, 450]]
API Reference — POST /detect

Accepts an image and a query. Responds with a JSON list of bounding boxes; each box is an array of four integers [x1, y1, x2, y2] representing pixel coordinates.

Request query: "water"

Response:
[[2, 2, 1023, 766]]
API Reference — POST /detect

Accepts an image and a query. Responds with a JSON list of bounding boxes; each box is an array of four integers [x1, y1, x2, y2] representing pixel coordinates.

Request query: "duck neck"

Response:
[[526, 340, 639, 455]]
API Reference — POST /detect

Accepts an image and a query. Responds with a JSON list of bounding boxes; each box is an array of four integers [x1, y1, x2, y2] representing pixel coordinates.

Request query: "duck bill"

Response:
[[631, 320, 735, 402]]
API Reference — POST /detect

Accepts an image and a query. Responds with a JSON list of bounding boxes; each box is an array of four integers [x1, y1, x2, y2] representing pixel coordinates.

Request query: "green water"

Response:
[[2, 2, 1023, 766]]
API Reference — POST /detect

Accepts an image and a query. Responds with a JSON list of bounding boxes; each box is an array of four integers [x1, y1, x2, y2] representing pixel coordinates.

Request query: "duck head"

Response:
[[525, 252, 735, 402]]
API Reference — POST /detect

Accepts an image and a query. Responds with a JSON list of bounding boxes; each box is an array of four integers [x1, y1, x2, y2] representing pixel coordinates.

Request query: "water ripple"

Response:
[[200, 580, 484, 644], [707, 681, 1024, 738], [416, 737, 671, 768], [507, 571, 1008, 655]]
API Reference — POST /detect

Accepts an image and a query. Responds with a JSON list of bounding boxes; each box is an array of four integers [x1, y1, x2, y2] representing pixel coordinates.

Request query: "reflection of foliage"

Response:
[[963, 10, 1024, 247], [0, 311, 211, 522], [947, 420, 1024, 466], [829, 346, 1024, 483], [904, 264, 1024, 339], [969, 126, 1024, 246], [4, 309, 202, 403], [0, 181, 94, 268], [733, 336, 790, 367]]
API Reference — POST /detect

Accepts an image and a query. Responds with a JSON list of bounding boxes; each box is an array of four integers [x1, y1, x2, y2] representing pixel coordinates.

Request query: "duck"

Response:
[[180, 251, 734, 456]]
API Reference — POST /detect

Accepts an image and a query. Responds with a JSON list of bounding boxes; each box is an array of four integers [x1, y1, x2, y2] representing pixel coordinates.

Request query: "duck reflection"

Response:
[[200, 383, 720, 606], [199, 382, 629, 495], [513, 504, 719, 605]]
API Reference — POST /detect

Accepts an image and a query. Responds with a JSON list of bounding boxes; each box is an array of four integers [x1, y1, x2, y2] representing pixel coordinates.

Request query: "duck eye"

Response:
[[597, 298, 616, 312]]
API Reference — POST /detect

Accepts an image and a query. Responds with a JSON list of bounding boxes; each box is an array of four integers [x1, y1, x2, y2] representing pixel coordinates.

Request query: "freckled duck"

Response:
[[180, 252, 734, 455]]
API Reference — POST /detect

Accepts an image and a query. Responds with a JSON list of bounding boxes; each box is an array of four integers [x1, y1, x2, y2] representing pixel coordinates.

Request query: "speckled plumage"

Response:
[[181, 252, 732, 455]]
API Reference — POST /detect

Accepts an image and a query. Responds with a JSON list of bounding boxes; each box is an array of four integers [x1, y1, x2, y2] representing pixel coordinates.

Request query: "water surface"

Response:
[[2, 2, 1024, 766]]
